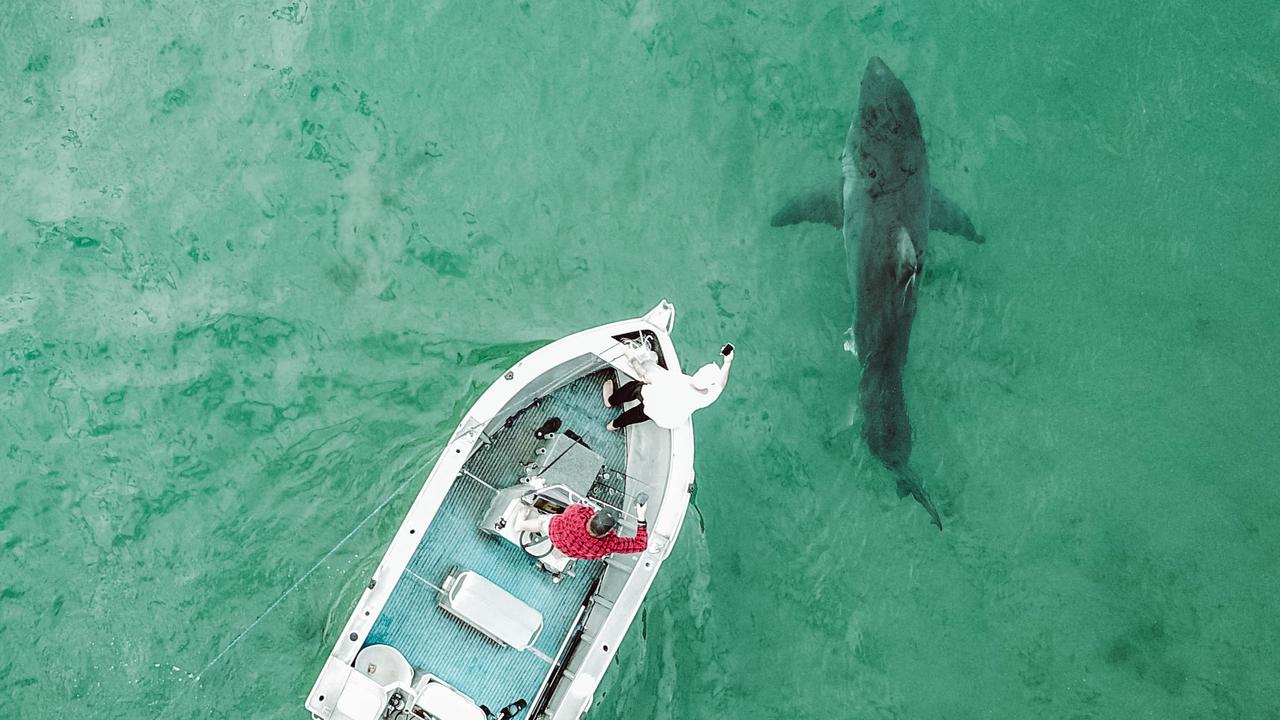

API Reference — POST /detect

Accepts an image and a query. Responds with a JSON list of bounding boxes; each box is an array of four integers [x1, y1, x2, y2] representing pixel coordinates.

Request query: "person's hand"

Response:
[[635, 493, 649, 524]]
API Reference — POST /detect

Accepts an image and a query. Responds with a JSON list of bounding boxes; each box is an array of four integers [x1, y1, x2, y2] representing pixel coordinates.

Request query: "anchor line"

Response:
[[153, 447, 439, 717]]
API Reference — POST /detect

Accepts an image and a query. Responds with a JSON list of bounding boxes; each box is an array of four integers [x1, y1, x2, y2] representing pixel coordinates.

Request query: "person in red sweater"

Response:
[[515, 499, 648, 560]]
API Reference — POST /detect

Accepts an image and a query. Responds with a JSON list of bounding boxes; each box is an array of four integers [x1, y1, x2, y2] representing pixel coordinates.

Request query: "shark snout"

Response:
[[858, 56, 917, 134], [862, 57, 902, 90]]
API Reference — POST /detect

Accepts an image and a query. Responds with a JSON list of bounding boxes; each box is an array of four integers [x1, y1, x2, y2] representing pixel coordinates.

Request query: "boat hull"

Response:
[[305, 302, 694, 720]]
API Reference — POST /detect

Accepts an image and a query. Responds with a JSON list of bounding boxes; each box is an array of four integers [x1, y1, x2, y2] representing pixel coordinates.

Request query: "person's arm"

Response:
[[718, 343, 735, 387], [606, 499, 649, 554], [607, 523, 648, 554]]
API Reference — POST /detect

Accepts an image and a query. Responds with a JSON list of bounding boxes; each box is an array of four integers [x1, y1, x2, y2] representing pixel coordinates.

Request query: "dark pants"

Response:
[[608, 380, 650, 429]]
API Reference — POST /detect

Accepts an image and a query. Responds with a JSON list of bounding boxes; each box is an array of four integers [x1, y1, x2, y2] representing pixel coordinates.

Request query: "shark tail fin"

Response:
[[895, 467, 944, 531], [771, 184, 842, 228]]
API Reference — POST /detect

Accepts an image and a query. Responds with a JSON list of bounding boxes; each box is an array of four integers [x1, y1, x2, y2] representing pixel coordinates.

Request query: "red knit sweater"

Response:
[[548, 504, 648, 560]]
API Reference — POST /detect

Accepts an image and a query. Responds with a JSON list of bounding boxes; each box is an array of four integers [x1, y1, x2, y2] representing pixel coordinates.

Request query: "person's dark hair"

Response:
[[586, 508, 619, 538]]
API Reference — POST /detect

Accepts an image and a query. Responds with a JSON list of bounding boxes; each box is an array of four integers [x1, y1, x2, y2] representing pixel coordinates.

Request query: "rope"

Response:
[[154, 445, 440, 717], [402, 567, 444, 594], [459, 468, 499, 492]]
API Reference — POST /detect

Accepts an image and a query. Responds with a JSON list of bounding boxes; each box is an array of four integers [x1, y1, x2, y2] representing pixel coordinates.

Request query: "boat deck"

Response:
[[364, 370, 627, 712]]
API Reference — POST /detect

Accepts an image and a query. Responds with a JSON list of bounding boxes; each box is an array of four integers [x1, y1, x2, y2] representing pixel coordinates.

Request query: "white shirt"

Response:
[[639, 355, 732, 429]]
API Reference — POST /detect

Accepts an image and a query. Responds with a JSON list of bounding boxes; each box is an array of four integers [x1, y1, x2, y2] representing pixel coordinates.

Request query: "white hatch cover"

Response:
[[332, 670, 387, 720]]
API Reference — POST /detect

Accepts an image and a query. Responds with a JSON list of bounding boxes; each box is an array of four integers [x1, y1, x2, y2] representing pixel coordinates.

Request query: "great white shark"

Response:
[[772, 57, 984, 531]]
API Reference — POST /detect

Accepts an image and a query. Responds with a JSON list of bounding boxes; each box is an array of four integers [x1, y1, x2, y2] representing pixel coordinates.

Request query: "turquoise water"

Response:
[[2, 1, 1278, 718]]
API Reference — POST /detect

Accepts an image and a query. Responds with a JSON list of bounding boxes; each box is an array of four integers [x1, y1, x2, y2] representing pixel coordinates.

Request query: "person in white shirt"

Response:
[[603, 343, 734, 431]]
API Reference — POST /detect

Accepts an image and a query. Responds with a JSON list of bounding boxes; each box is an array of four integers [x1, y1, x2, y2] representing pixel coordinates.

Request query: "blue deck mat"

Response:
[[365, 370, 627, 710]]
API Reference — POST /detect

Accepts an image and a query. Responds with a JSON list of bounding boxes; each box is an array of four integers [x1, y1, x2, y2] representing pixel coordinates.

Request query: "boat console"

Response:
[[479, 483, 577, 578], [478, 426, 627, 580]]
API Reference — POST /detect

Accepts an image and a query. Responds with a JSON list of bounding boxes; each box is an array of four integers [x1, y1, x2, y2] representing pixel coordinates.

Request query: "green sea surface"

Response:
[[2, 1, 1278, 718]]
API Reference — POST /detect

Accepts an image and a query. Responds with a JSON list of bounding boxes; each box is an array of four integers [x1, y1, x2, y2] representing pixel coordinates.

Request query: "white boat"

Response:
[[305, 301, 694, 720]]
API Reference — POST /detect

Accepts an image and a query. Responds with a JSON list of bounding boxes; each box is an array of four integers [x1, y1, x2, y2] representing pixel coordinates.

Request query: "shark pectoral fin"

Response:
[[929, 187, 986, 244], [770, 183, 842, 228]]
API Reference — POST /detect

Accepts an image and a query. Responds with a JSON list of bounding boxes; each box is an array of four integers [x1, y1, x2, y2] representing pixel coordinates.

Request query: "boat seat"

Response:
[[353, 644, 413, 688], [437, 569, 544, 651], [519, 528, 575, 578], [414, 678, 486, 720]]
